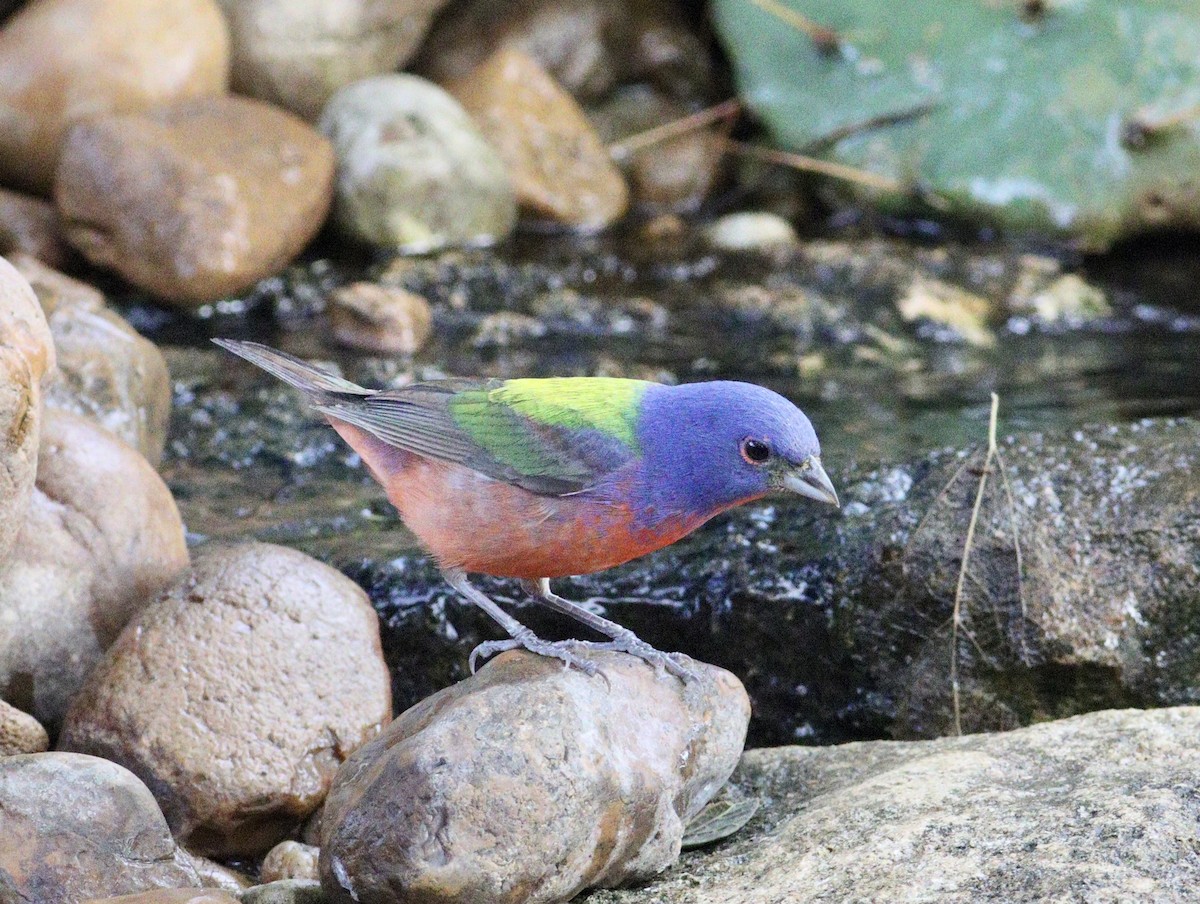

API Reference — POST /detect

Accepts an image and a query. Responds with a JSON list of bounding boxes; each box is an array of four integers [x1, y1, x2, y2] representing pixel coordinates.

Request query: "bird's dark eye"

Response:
[[741, 438, 771, 464]]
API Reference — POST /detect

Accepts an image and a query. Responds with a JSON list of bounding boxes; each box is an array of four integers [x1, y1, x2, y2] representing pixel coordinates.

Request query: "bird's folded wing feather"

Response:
[[315, 377, 648, 496]]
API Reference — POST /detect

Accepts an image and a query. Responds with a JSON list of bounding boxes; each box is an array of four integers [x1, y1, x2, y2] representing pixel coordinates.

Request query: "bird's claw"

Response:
[[591, 632, 697, 681], [470, 634, 599, 676]]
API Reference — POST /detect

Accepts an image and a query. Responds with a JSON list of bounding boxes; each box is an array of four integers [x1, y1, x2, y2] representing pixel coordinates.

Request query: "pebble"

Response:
[[0, 256, 51, 564], [0, 188, 70, 267], [13, 254, 172, 464], [216, 0, 450, 120], [0, 698, 48, 755], [320, 649, 749, 904], [54, 96, 334, 307], [449, 48, 630, 229], [318, 74, 516, 251], [0, 0, 229, 193], [60, 542, 392, 858], [0, 753, 200, 901], [261, 841, 321, 883], [328, 282, 433, 355], [703, 211, 799, 252], [0, 409, 189, 728]]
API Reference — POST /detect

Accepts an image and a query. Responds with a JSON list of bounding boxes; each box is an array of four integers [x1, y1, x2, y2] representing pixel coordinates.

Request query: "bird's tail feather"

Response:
[[212, 339, 370, 399]]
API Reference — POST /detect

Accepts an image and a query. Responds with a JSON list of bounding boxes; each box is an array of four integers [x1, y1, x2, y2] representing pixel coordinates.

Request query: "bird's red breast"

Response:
[[332, 419, 709, 579]]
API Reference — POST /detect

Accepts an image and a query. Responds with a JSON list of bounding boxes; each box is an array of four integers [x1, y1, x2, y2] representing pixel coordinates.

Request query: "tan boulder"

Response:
[[0, 0, 229, 194], [0, 255, 51, 564], [0, 698, 48, 755], [60, 542, 392, 858], [12, 255, 172, 464], [449, 48, 629, 229], [0, 753, 201, 902], [55, 96, 334, 307], [261, 840, 321, 883], [0, 409, 189, 728]]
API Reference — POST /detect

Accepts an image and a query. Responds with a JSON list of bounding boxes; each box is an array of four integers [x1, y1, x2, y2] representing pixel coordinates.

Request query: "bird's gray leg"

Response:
[[522, 578, 694, 681], [441, 568, 598, 676]]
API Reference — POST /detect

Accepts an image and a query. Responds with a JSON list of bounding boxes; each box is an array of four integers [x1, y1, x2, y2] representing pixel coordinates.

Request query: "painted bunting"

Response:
[[215, 340, 838, 678]]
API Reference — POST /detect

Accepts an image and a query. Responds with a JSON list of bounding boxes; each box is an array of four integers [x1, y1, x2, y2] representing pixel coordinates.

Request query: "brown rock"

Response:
[[84, 893, 240, 904], [179, 854, 255, 893], [55, 96, 335, 307], [328, 282, 432, 355], [0, 255, 51, 565], [0, 409, 188, 728], [0, 698, 48, 755], [216, 0, 450, 120], [0, 0, 229, 194], [12, 255, 172, 464], [0, 752, 200, 902], [261, 841, 321, 883], [449, 48, 629, 229], [59, 542, 392, 858], [0, 188, 69, 267], [319, 650, 749, 904]]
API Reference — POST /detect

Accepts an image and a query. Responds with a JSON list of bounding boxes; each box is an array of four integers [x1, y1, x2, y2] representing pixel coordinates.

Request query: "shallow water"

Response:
[[136, 225, 1200, 745]]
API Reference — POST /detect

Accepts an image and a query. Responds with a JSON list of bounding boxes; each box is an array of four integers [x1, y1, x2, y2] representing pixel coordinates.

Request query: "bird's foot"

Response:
[[469, 632, 599, 676], [591, 630, 696, 681]]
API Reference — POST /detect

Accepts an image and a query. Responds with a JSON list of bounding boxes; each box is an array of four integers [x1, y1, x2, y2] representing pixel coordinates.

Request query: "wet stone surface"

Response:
[[145, 231, 1200, 746]]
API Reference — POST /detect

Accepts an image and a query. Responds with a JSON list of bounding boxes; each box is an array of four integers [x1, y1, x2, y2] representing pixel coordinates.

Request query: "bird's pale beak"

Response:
[[783, 456, 840, 507]]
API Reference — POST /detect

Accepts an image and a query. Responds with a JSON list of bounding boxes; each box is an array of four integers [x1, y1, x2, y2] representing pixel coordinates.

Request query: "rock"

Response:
[[897, 274, 996, 347], [0, 188, 69, 267], [0, 0, 229, 194], [328, 282, 432, 355], [318, 74, 516, 251], [449, 48, 629, 230], [0, 752, 201, 902], [319, 650, 749, 904], [261, 842, 320, 883], [0, 255, 51, 565], [703, 211, 799, 252], [181, 854, 255, 893], [0, 698, 47, 755], [59, 542, 392, 858], [239, 880, 326, 904], [591, 708, 1200, 904], [596, 87, 726, 213], [0, 409, 188, 728], [54, 96, 334, 307], [416, 0, 715, 104], [12, 255, 172, 464], [713, 0, 1200, 250], [216, 0, 449, 120], [85, 893, 240, 904]]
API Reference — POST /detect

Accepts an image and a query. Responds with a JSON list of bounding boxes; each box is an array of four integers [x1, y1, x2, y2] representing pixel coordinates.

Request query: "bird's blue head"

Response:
[[633, 381, 838, 524]]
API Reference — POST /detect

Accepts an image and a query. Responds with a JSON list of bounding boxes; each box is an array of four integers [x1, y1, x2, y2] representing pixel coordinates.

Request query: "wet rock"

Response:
[[328, 282, 432, 355], [0, 255, 51, 565], [85, 893, 240, 904], [591, 707, 1200, 904], [897, 274, 996, 347], [0, 698, 47, 755], [0, 188, 69, 267], [318, 74, 516, 251], [12, 255, 172, 464], [449, 48, 629, 229], [59, 542, 392, 858], [261, 841, 320, 883], [703, 211, 798, 252], [181, 854, 255, 894], [0, 752, 201, 902], [55, 97, 334, 307], [239, 880, 326, 904], [216, 0, 449, 120], [319, 650, 749, 904], [0, 410, 188, 728], [416, 0, 715, 103], [596, 87, 725, 213], [0, 0, 229, 194]]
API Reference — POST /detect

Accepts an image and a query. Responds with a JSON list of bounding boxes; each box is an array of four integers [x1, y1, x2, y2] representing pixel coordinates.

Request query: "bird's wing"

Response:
[[315, 377, 650, 496]]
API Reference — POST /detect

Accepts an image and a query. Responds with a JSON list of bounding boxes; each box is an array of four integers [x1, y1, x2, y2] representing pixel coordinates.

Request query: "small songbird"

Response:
[[215, 340, 839, 678]]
